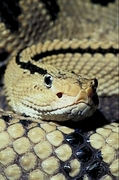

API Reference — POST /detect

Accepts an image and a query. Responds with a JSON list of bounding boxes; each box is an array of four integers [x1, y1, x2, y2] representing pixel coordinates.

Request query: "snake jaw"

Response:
[[44, 77, 99, 121]]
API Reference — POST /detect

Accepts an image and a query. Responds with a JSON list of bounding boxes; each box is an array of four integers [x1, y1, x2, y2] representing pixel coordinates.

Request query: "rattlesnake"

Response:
[[0, 0, 118, 179]]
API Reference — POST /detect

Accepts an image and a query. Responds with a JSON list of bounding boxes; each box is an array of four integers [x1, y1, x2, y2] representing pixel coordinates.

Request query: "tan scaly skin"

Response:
[[4, 44, 98, 121], [0, 0, 118, 179]]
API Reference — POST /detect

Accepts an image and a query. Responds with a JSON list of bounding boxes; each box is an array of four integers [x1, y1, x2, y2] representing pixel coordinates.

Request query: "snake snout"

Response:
[[91, 78, 99, 106], [91, 78, 98, 92]]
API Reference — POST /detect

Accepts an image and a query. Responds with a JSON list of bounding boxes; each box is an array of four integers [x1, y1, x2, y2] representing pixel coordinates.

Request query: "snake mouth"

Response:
[[44, 96, 98, 121], [53, 88, 99, 119]]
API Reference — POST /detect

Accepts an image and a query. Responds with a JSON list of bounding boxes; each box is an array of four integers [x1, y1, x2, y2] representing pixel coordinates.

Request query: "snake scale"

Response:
[[0, 0, 119, 180]]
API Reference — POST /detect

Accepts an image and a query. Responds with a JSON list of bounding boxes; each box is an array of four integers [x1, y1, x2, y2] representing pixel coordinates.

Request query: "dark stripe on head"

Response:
[[16, 51, 47, 75], [31, 47, 118, 61]]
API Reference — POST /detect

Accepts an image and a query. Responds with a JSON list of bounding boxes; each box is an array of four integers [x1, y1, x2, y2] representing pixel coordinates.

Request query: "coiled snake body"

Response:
[[0, 0, 118, 179]]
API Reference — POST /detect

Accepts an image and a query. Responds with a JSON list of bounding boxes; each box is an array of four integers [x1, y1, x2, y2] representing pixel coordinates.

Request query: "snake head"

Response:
[[5, 58, 99, 121], [41, 71, 99, 121]]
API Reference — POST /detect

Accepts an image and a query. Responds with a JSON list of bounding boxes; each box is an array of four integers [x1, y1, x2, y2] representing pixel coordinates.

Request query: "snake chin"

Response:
[[9, 86, 99, 121], [18, 97, 98, 122], [49, 88, 99, 121], [40, 100, 98, 122]]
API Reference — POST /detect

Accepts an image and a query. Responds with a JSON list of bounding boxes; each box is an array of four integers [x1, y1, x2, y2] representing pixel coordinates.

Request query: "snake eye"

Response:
[[44, 74, 53, 88]]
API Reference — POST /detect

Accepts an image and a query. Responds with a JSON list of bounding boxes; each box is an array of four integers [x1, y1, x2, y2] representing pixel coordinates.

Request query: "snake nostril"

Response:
[[56, 92, 63, 98]]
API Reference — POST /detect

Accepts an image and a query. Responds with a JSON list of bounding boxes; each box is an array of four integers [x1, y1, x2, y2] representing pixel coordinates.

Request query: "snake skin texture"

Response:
[[0, 0, 119, 179], [0, 109, 119, 180]]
